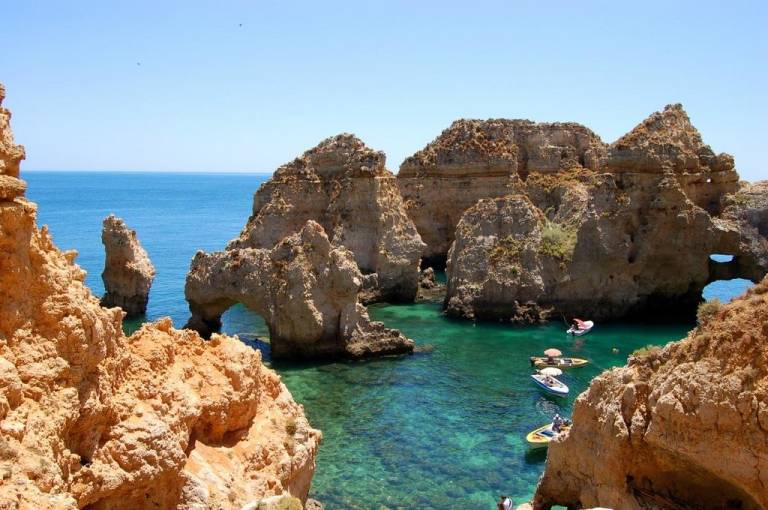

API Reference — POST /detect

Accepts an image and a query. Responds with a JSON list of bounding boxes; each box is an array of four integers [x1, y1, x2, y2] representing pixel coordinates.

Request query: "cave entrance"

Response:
[[703, 254, 756, 303]]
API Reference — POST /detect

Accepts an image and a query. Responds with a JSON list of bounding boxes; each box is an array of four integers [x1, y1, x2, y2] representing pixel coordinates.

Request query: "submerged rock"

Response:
[[533, 276, 768, 510], [230, 134, 425, 302], [100, 214, 156, 316], [398, 119, 606, 265], [442, 105, 768, 322], [186, 220, 414, 359], [0, 83, 321, 509]]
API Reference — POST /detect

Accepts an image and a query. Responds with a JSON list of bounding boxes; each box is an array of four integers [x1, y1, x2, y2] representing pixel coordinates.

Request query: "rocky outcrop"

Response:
[[0, 84, 25, 200], [532, 276, 768, 510], [606, 103, 739, 214], [443, 106, 768, 322], [0, 83, 320, 509], [100, 214, 156, 316], [185, 220, 414, 360], [230, 134, 424, 302], [397, 119, 606, 265]]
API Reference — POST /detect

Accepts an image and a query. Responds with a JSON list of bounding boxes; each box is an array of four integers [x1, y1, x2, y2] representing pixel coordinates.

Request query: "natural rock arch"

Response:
[[185, 221, 414, 360]]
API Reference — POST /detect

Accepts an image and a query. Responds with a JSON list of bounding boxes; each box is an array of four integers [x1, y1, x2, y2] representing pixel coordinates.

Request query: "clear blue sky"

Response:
[[2, 1, 766, 180]]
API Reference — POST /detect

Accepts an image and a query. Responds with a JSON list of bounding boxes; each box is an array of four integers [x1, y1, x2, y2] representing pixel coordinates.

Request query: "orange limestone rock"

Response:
[[0, 84, 320, 509], [185, 220, 415, 360], [398, 119, 606, 265], [533, 276, 768, 510], [101, 214, 156, 316], [442, 105, 767, 322], [230, 134, 425, 303]]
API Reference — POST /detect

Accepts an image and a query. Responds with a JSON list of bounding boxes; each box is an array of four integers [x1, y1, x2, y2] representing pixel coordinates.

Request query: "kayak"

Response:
[[526, 423, 571, 448], [530, 356, 589, 369], [567, 320, 594, 336], [531, 373, 569, 397]]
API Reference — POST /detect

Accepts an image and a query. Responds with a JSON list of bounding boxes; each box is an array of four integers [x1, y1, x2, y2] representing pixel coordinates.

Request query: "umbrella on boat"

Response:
[[540, 367, 563, 377], [543, 348, 562, 357]]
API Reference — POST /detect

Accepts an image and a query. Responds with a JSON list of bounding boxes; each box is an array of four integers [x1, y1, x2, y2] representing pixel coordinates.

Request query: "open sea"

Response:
[[25, 171, 753, 509]]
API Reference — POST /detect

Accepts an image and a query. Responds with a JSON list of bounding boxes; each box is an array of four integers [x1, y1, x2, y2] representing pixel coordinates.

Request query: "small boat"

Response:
[[531, 372, 569, 397], [567, 319, 594, 336], [526, 423, 571, 448], [530, 356, 589, 369]]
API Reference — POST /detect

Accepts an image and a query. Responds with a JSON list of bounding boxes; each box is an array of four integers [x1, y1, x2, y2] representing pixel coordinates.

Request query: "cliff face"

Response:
[[443, 105, 767, 322], [397, 119, 606, 265], [533, 276, 768, 510], [101, 214, 156, 316], [0, 84, 320, 509], [186, 220, 414, 360], [230, 134, 425, 302]]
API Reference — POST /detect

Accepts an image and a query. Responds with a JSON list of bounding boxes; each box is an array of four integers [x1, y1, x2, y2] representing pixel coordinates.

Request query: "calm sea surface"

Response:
[[25, 171, 752, 509]]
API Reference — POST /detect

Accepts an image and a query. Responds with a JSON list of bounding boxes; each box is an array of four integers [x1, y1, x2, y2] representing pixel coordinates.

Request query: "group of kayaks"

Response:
[[525, 320, 594, 448]]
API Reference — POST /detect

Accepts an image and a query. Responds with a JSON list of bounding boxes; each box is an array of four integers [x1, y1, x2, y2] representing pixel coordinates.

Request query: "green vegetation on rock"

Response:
[[539, 220, 578, 261]]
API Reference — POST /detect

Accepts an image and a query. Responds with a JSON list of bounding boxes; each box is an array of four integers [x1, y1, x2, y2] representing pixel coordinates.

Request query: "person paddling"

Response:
[[497, 495, 513, 510]]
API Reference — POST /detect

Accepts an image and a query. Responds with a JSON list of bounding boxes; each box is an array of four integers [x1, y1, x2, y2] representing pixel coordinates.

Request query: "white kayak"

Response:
[[531, 373, 569, 397], [567, 320, 594, 336]]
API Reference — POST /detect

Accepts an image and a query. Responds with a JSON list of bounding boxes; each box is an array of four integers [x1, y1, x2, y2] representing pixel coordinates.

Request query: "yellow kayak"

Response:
[[530, 356, 588, 369], [526, 423, 571, 448]]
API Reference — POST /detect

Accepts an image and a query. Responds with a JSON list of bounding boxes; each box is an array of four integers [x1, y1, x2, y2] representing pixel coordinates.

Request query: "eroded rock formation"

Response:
[[101, 214, 156, 316], [533, 276, 768, 510], [443, 105, 768, 321], [230, 134, 425, 302], [397, 119, 606, 265], [0, 84, 320, 509], [185, 220, 414, 359]]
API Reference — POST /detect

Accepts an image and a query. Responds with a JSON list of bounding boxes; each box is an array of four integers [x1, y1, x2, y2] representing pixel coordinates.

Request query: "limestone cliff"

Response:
[[185, 220, 414, 360], [533, 276, 768, 510], [443, 106, 767, 322], [0, 84, 320, 509], [230, 134, 425, 302], [397, 119, 606, 265], [100, 214, 156, 316]]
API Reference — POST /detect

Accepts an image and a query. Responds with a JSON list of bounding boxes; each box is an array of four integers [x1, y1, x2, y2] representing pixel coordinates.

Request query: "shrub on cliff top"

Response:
[[697, 298, 723, 324], [539, 220, 578, 262]]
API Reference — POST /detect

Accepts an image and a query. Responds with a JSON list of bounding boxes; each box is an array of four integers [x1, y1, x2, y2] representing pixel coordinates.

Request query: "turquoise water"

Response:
[[24, 171, 749, 509]]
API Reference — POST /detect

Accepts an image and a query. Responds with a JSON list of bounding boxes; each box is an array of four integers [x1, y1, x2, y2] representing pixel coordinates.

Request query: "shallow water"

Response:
[[25, 171, 749, 509]]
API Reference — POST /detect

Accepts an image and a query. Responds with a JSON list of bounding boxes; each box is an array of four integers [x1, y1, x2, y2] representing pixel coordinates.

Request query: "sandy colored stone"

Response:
[[185, 220, 414, 360], [443, 106, 768, 322], [397, 119, 606, 264], [0, 82, 320, 510], [100, 214, 156, 316], [230, 134, 425, 302], [0, 174, 26, 201], [0, 84, 24, 179], [533, 276, 768, 510]]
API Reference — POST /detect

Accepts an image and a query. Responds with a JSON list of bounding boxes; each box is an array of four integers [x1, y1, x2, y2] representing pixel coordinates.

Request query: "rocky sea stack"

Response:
[[100, 214, 156, 316], [533, 275, 768, 510], [185, 220, 414, 360], [185, 135, 419, 360], [404, 105, 768, 322], [230, 133, 425, 303], [0, 84, 320, 509]]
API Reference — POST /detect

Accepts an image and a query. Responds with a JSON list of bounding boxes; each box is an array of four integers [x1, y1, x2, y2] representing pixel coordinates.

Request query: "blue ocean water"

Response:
[[24, 171, 752, 509]]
